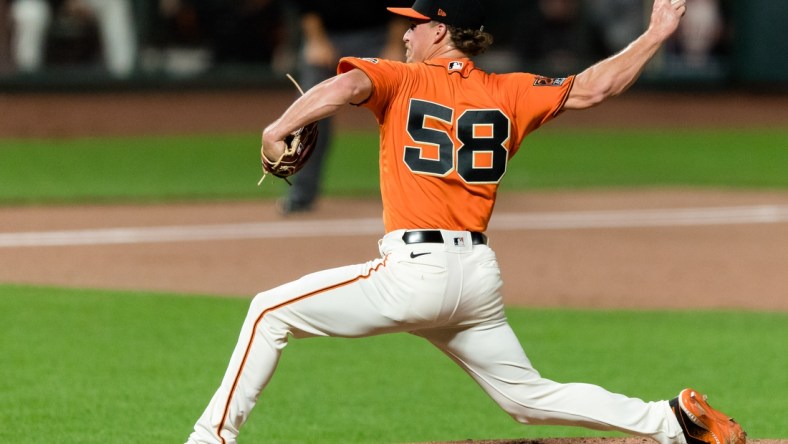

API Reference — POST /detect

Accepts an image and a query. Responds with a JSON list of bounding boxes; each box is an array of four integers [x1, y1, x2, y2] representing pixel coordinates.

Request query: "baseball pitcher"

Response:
[[186, 1, 746, 443]]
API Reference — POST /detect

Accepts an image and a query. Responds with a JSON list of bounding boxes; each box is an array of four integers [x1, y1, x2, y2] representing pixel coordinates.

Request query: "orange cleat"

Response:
[[671, 388, 747, 444]]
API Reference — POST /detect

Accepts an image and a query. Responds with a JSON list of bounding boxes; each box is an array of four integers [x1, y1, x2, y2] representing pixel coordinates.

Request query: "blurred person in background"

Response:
[[8, 0, 137, 77], [511, 0, 606, 77], [672, 0, 724, 67], [584, 0, 644, 55], [277, 0, 410, 215]]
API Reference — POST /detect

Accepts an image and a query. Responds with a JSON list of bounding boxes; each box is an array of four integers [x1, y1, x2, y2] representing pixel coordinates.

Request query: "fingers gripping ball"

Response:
[[258, 74, 319, 185]]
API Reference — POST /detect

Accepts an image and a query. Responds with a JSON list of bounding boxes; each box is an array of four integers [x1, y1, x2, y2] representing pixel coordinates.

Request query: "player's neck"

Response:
[[425, 45, 468, 61]]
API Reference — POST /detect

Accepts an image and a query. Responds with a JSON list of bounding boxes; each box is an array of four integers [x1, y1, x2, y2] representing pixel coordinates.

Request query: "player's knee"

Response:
[[248, 291, 291, 347], [494, 383, 557, 426], [500, 400, 557, 426], [250, 290, 272, 311], [507, 409, 544, 426], [495, 398, 538, 425]]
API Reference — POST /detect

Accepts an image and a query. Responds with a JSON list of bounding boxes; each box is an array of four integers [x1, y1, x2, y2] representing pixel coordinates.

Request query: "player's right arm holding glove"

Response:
[[564, 0, 686, 110]]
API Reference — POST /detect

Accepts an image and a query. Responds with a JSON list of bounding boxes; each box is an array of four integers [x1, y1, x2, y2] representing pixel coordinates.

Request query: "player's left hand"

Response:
[[259, 122, 319, 184], [258, 74, 320, 184]]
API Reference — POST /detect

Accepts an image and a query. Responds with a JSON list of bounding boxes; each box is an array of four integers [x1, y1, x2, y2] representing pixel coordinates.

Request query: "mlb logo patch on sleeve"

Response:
[[533, 76, 567, 86]]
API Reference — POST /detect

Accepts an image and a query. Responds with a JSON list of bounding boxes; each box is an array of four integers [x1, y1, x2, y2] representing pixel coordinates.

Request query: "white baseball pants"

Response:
[[186, 230, 686, 444]]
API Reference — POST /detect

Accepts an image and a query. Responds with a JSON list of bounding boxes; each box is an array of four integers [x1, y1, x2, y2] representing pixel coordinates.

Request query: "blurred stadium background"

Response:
[[2, 4, 786, 441], [0, 0, 786, 92]]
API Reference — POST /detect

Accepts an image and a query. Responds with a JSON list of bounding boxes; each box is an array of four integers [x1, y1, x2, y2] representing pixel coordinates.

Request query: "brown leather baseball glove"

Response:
[[260, 121, 318, 182], [258, 74, 319, 185]]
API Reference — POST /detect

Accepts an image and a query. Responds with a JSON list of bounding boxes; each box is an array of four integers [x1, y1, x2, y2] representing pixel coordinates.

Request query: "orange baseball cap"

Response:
[[387, 0, 485, 30]]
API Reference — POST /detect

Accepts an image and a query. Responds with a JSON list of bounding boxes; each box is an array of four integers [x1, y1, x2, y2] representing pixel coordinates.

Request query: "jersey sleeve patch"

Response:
[[533, 76, 568, 87]]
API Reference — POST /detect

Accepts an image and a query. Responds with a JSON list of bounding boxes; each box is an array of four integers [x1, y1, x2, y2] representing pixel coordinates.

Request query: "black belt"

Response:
[[402, 230, 487, 246]]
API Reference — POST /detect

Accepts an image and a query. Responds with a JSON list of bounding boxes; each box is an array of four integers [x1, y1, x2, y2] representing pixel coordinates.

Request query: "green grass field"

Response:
[[1, 129, 787, 204], [1, 284, 785, 443], [1, 128, 787, 442]]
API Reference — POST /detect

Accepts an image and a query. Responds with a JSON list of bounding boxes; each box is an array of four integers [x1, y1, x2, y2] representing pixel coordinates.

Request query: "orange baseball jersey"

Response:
[[337, 57, 574, 233]]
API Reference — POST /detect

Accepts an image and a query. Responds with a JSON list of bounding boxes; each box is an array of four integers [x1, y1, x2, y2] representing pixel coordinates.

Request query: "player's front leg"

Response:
[[186, 256, 409, 443]]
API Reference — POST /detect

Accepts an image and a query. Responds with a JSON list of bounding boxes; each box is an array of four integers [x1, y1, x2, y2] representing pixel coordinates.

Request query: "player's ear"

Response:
[[432, 22, 448, 44]]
